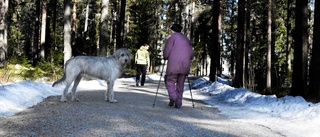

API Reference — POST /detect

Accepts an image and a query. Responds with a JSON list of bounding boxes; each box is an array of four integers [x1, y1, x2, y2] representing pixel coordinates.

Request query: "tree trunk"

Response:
[[291, 0, 308, 97], [234, 0, 245, 88], [266, 0, 272, 93], [40, 0, 47, 59], [63, 0, 72, 64], [48, 0, 58, 63], [116, 0, 126, 49], [84, 2, 90, 33], [53, 0, 57, 49], [244, 0, 251, 89], [99, 0, 109, 56], [110, 5, 116, 55], [286, 0, 293, 73], [0, 0, 8, 67], [308, 0, 320, 100], [33, 0, 41, 64], [209, 0, 221, 82], [230, 0, 236, 77], [271, 1, 277, 89], [217, 1, 222, 77], [71, 0, 77, 56]]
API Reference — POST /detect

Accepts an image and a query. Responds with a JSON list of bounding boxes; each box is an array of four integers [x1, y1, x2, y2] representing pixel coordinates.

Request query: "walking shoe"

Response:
[[174, 100, 182, 108], [168, 99, 175, 107]]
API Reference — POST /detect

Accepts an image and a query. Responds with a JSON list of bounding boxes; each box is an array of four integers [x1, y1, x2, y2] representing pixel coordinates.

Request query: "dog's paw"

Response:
[[60, 97, 67, 102], [71, 97, 80, 102], [108, 99, 118, 103]]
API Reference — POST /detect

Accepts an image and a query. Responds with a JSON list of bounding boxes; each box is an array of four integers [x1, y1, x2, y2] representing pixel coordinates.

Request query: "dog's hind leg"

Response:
[[106, 80, 117, 103], [61, 83, 71, 102], [71, 75, 82, 102]]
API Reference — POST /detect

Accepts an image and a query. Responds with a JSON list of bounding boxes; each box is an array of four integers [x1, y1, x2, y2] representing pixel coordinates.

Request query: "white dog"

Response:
[[53, 48, 131, 103]]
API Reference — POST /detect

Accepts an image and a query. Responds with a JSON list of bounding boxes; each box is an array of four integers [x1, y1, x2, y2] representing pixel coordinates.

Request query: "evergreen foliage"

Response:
[[0, 0, 318, 100]]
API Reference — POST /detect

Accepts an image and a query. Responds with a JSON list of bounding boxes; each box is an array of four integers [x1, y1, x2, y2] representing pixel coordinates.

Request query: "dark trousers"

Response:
[[136, 64, 147, 86]]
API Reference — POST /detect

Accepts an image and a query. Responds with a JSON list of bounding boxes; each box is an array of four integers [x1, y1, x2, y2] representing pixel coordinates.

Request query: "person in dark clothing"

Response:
[[135, 44, 150, 86]]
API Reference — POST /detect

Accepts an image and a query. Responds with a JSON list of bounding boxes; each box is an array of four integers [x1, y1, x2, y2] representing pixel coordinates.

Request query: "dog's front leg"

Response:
[[105, 83, 109, 101], [106, 80, 117, 103]]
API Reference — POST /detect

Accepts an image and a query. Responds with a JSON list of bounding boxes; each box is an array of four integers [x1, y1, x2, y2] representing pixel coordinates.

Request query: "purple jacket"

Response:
[[163, 32, 194, 75]]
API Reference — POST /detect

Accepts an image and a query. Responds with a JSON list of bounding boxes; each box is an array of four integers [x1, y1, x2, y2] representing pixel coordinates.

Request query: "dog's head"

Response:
[[113, 48, 131, 67]]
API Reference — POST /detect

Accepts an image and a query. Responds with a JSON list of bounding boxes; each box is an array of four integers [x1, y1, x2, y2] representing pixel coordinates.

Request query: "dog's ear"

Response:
[[113, 49, 121, 59], [126, 49, 131, 57]]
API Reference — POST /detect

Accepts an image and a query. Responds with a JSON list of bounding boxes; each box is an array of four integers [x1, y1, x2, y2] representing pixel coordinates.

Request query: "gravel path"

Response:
[[0, 80, 284, 137]]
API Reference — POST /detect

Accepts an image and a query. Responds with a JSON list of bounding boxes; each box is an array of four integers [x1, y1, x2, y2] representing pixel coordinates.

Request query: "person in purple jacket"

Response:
[[163, 24, 194, 108]]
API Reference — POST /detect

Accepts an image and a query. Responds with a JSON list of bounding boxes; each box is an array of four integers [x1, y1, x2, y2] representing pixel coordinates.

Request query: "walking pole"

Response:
[[153, 61, 166, 108], [187, 75, 195, 108]]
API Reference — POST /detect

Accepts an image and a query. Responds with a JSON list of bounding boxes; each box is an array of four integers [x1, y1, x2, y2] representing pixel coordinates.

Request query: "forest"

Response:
[[0, 0, 319, 101]]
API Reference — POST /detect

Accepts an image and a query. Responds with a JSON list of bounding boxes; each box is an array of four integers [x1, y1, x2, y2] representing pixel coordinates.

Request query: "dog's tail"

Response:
[[52, 70, 66, 87]]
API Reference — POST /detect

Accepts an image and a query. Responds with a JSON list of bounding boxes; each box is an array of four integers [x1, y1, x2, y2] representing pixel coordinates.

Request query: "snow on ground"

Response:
[[0, 74, 319, 137]]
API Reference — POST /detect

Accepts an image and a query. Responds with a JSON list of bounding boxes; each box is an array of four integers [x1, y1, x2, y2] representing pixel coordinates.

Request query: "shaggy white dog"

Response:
[[53, 48, 131, 103]]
